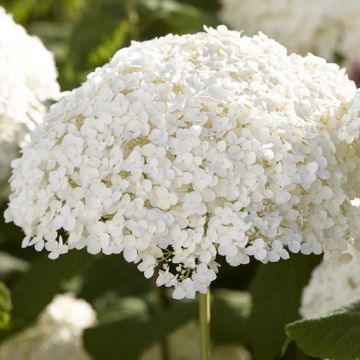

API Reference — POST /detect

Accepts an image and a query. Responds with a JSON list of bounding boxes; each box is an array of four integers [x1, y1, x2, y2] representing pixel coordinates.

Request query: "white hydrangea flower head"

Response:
[[220, 0, 360, 64], [300, 246, 360, 318], [6, 26, 360, 299], [0, 294, 96, 360], [0, 6, 59, 182]]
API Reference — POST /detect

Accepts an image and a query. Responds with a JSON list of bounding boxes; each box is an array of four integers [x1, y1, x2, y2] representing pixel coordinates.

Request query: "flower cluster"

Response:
[[300, 246, 360, 318], [220, 0, 360, 64], [0, 294, 96, 360], [0, 7, 59, 182], [5, 26, 360, 298]]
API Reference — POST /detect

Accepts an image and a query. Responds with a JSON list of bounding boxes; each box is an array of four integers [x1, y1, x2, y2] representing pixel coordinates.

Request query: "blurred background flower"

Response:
[[220, 0, 360, 85], [0, 294, 96, 360], [300, 247, 360, 319], [0, 6, 59, 187]]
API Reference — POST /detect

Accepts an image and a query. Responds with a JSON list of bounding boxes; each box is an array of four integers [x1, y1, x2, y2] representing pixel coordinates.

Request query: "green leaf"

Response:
[[63, 0, 130, 88], [87, 21, 130, 67], [78, 255, 151, 313], [0, 251, 29, 279], [84, 297, 196, 360], [5, 0, 82, 23], [282, 341, 318, 360], [0, 282, 11, 329], [6, 0, 54, 22], [211, 289, 251, 345], [0, 251, 95, 342], [286, 301, 360, 360], [157, 0, 219, 33], [96, 296, 148, 324], [246, 255, 320, 360], [140, 0, 220, 40], [178, 0, 221, 12]]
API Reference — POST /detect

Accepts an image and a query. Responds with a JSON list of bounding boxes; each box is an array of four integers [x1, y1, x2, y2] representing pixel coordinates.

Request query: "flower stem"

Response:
[[199, 289, 211, 360]]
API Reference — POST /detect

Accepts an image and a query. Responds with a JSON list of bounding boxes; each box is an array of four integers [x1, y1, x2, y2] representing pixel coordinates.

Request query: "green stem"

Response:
[[199, 289, 211, 360]]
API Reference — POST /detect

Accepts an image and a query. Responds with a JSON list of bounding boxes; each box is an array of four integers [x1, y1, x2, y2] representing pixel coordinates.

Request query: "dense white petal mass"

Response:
[[221, 0, 360, 63], [0, 7, 59, 181], [6, 26, 360, 298], [300, 247, 360, 318], [0, 294, 96, 360]]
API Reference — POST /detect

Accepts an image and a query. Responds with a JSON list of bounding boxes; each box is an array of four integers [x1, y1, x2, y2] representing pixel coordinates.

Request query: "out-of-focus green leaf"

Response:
[[63, 0, 131, 88], [88, 20, 130, 67], [0, 251, 95, 342], [78, 255, 151, 313], [214, 257, 259, 291], [178, 0, 221, 12], [0, 251, 29, 278], [140, 0, 220, 40], [211, 289, 250, 345], [84, 297, 196, 360], [246, 255, 320, 360], [282, 341, 318, 360], [6, 0, 53, 22], [0, 282, 11, 329], [286, 301, 360, 360], [5, 0, 82, 23], [96, 296, 148, 324]]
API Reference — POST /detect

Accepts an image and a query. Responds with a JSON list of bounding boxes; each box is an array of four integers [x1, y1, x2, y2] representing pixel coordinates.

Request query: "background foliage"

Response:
[[0, 1, 358, 359]]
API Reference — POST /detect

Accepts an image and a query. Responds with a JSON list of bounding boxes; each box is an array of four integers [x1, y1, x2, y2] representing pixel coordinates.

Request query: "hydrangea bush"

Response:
[[0, 6, 59, 183], [5, 26, 360, 299]]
